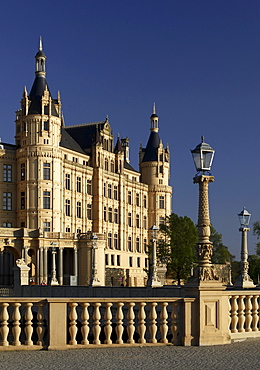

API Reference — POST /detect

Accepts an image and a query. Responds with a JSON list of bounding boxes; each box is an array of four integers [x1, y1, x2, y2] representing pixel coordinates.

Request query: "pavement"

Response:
[[0, 339, 260, 370]]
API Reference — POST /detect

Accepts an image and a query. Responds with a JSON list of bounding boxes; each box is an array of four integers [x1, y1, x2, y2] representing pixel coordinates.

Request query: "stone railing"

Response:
[[0, 297, 195, 350], [228, 292, 260, 341], [0, 299, 47, 350]]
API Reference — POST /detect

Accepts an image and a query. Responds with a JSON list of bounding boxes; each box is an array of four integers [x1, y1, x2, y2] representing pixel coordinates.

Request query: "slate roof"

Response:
[[60, 128, 86, 155], [64, 122, 106, 151], [142, 131, 160, 162], [124, 160, 139, 173], [28, 76, 58, 116]]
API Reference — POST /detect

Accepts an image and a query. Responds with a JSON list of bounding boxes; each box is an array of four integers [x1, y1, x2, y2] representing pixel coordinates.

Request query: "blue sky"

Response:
[[1, 0, 260, 258]]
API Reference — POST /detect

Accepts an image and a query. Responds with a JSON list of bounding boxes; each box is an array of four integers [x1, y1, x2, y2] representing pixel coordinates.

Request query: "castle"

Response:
[[0, 39, 172, 287]]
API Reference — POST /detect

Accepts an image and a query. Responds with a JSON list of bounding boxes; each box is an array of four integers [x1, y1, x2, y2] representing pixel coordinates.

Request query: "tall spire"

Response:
[[35, 36, 46, 77], [150, 102, 159, 132]]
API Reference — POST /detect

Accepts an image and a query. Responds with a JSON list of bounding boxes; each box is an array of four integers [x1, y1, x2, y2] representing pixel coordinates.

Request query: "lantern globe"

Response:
[[238, 207, 251, 227], [191, 136, 215, 173]]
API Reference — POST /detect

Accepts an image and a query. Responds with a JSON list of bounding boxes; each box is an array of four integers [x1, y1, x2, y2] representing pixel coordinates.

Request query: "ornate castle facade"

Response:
[[0, 40, 172, 287]]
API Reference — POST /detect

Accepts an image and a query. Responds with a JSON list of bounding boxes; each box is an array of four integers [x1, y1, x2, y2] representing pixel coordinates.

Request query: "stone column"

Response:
[[147, 237, 162, 287], [190, 175, 219, 283], [58, 247, 64, 285], [39, 247, 44, 284], [235, 227, 255, 288], [43, 247, 48, 283], [73, 247, 78, 285]]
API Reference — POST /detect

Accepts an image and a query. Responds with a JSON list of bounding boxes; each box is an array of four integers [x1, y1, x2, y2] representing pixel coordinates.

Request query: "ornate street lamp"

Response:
[[235, 207, 255, 288], [50, 242, 59, 285], [147, 225, 162, 287], [90, 233, 101, 286], [189, 136, 219, 283]]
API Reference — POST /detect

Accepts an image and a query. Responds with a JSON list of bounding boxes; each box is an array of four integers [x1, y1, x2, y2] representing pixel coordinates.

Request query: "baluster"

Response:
[[36, 302, 45, 346], [245, 295, 253, 332], [104, 302, 113, 344], [160, 302, 168, 343], [149, 302, 158, 343], [231, 295, 239, 333], [69, 302, 78, 345], [12, 302, 21, 346], [81, 302, 90, 345], [171, 301, 179, 344], [0, 303, 9, 346], [238, 295, 245, 332], [92, 302, 101, 345], [116, 302, 124, 344], [228, 296, 232, 331], [138, 302, 146, 344], [24, 302, 33, 345], [252, 295, 259, 332], [127, 302, 135, 344]]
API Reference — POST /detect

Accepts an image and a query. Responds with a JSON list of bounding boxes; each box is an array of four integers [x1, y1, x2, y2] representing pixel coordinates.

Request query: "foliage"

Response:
[[210, 226, 235, 264], [248, 254, 260, 284], [158, 213, 198, 285]]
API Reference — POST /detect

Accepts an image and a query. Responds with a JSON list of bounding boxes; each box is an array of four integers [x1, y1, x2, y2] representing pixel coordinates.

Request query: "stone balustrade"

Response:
[[228, 292, 260, 340], [0, 297, 195, 350]]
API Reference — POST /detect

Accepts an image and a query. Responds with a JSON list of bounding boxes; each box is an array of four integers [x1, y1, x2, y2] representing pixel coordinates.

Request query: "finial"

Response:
[[153, 102, 156, 115], [201, 135, 204, 143], [39, 36, 43, 51], [117, 133, 120, 138]]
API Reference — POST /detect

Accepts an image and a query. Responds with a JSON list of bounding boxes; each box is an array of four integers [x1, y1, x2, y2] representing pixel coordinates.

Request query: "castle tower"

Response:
[[15, 38, 63, 230], [139, 104, 172, 228]]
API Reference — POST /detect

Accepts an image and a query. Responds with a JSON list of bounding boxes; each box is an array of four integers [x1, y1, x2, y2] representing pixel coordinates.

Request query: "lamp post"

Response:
[[190, 136, 219, 283], [235, 207, 255, 288], [147, 225, 162, 287], [91, 233, 101, 286], [50, 242, 59, 285]]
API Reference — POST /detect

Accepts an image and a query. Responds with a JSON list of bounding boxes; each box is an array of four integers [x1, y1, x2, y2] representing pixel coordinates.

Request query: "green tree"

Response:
[[210, 226, 235, 264], [253, 221, 260, 256], [158, 213, 198, 285]]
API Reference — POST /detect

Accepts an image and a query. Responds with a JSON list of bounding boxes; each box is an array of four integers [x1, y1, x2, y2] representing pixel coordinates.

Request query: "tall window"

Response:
[[65, 174, 71, 190], [108, 233, 112, 249], [108, 207, 113, 222], [144, 195, 147, 208], [43, 163, 50, 180], [105, 158, 109, 171], [136, 237, 140, 253], [76, 201, 82, 218], [144, 216, 147, 229], [137, 257, 140, 267], [43, 120, 49, 131], [76, 177, 81, 192], [3, 193, 12, 210], [43, 191, 50, 209], [87, 180, 92, 195], [21, 163, 25, 181], [3, 165, 12, 182], [128, 191, 132, 204], [159, 195, 165, 209], [103, 183, 106, 197], [111, 161, 115, 173], [136, 214, 140, 228], [114, 208, 118, 224], [136, 193, 140, 206], [114, 234, 119, 250], [129, 256, 133, 267], [114, 186, 118, 200], [128, 236, 132, 252], [87, 204, 92, 219], [128, 212, 132, 227], [21, 192, 25, 209], [65, 199, 71, 216], [108, 184, 112, 199], [43, 221, 50, 232], [104, 206, 107, 222]]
